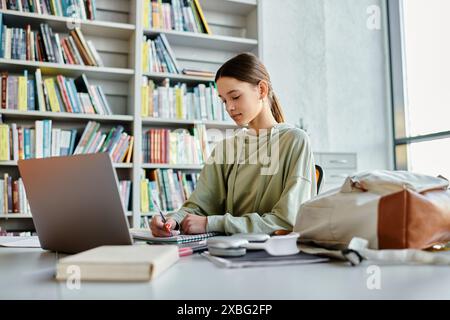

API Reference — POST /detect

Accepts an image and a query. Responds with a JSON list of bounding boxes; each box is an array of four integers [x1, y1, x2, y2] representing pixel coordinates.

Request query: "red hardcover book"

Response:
[[160, 130, 164, 164], [18, 127, 24, 160], [112, 134, 126, 162], [151, 129, 156, 163], [26, 25, 31, 61], [150, 129, 154, 163], [163, 129, 168, 164], [12, 180, 20, 213], [1, 72, 8, 109], [158, 129, 162, 163], [36, 33, 44, 62], [86, 0, 93, 20], [56, 75, 74, 113], [61, 39, 75, 64]]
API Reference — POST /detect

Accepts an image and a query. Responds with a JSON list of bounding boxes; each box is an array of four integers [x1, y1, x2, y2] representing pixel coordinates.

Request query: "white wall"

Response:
[[259, 0, 394, 171]]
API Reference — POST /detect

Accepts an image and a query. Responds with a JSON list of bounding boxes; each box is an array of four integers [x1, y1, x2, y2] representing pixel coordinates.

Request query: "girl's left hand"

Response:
[[180, 214, 207, 234]]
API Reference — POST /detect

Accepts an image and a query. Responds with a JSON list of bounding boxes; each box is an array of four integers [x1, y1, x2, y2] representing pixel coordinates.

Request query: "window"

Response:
[[389, 0, 450, 177]]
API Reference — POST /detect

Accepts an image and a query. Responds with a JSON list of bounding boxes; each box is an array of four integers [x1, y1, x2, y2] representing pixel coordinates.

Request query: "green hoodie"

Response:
[[168, 123, 316, 234]]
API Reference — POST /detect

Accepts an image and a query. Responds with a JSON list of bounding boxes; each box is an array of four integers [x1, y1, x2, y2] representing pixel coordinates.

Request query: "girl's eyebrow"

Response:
[[219, 90, 239, 99]]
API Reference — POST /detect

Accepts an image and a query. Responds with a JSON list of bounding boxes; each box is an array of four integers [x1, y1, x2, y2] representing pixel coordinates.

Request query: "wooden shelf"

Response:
[[0, 214, 33, 219], [141, 210, 177, 217], [203, 120, 239, 129], [142, 164, 203, 170], [0, 9, 135, 39], [144, 28, 257, 51], [0, 211, 132, 218], [142, 117, 237, 129], [0, 59, 134, 81], [113, 163, 133, 169], [0, 160, 133, 168], [199, 0, 257, 15], [143, 71, 214, 84], [0, 110, 134, 124], [140, 212, 155, 217]]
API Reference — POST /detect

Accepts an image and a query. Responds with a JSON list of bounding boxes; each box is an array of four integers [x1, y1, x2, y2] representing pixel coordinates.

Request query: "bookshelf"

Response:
[[0, 0, 260, 231]]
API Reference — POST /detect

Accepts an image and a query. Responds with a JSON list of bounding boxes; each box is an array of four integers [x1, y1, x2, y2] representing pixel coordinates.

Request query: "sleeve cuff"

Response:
[[167, 210, 188, 225], [206, 215, 225, 233]]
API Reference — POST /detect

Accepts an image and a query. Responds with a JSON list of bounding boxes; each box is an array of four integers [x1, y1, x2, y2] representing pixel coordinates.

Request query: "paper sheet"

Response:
[[0, 236, 41, 248]]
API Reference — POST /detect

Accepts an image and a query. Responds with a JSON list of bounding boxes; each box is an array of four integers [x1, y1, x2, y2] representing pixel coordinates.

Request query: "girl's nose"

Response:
[[227, 102, 236, 112]]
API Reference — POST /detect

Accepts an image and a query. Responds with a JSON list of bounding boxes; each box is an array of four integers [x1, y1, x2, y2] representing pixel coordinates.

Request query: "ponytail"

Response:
[[269, 92, 285, 123]]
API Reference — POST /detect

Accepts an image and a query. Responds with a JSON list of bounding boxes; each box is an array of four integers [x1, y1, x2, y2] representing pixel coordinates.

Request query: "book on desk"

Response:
[[56, 244, 179, 282]]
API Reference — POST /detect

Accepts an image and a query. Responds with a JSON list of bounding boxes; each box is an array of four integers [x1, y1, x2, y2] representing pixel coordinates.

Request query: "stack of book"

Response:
[[0, 0, 97, 20], [141, 77, 230, 122], [118, 180, 132, 211], [142, 124, 207, 165], [0, 18, 104, 67], [0, 70, 113, 115], [0, 120, 78, 160], [142, 0, 211, 34], [181, 69, 215, 78], [142, 34, 179, 74], [73, 121, 134, 163], [140, 168, 199, 213], [0, 174, 30, 214]]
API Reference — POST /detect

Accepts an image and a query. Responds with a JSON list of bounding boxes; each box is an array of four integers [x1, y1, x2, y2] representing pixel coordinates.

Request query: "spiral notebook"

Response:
[[131, 229, 220, 244]]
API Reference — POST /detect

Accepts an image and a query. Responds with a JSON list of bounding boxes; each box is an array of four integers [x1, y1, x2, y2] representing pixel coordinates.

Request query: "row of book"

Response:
[[0, 174, 30, 214], [1, 70, 112, 115], [73, 121, 133, 163], [0, 0, 97, 20], [141, 77, 230, 122], [140, 168, 199, 213], [0, 120, 76, 160], [142, 34, 180, 74], [142, 125, 207, 165], [142, 0, 211, 34], [0, 176, 130, 214], [0, 18, 103, 67], [0, 120, 133, 163]]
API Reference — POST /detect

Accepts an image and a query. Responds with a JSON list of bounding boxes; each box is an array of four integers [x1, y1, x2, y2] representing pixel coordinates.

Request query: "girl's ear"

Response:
[[258, 80, 269, 100]]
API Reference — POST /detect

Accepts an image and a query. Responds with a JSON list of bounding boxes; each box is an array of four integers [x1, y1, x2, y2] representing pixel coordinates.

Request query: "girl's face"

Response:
[[216, 77, 263, 126]]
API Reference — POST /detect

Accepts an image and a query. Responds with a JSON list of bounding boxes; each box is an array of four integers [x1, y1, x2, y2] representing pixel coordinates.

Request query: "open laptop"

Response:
[[18, 153, 133, 254]]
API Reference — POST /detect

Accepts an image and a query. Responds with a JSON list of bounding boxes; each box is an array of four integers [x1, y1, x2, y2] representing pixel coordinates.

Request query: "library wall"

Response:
[[260, 0, 394, 172]]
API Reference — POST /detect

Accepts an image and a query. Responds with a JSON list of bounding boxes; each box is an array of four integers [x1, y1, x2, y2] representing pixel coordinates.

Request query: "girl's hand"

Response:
[[150, 216, 178, 237], [180, 214, 207, 234]]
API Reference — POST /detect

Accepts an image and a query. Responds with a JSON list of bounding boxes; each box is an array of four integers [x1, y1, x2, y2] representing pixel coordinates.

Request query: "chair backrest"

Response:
[[315, 165, 323, 195]]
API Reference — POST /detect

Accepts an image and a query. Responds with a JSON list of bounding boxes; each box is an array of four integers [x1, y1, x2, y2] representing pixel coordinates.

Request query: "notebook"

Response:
[[55, 244, 179, 281], [130, 229, 220, 244], [202, 250, 329, 268]]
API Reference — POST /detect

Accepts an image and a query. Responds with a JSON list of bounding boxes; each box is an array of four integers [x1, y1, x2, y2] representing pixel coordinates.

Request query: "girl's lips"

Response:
[[232, 113, 242, 120]]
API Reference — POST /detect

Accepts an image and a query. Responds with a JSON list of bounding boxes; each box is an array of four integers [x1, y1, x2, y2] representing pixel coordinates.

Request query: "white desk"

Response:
[[2, 247, 450, 299]]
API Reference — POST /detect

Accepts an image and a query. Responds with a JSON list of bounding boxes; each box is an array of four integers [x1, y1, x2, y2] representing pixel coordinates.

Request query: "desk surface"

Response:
[[1, 247, 450, 300]]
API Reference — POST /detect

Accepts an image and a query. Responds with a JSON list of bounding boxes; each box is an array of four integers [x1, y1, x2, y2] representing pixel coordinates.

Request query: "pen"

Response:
[[178, 245, 208, 257], [149, 192, 172, 235]]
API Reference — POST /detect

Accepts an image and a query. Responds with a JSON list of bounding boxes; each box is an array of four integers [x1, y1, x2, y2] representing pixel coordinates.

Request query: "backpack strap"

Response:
[[345, 237, 450, 265]]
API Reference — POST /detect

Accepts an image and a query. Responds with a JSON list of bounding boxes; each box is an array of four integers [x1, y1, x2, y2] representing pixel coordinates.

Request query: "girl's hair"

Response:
[[215, 52, 285, 123]]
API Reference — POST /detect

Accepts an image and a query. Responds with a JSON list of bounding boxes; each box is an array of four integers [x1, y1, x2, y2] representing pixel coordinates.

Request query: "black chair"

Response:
[[315, 165, 323, 195]]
